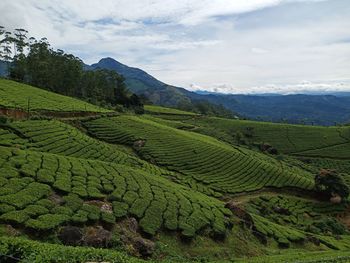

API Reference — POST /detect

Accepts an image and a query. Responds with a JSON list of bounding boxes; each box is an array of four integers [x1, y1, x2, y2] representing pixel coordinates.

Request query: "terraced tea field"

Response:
[[155, 115, 350, 157], [247, 195, 348, 237], [144, 105, 197, 115], [295, 157, 350, 174], [293, 142, 350, 159], [0, 120, 173, 178], [0, 146, 231, 237], [236, 250, 350, 263], [84, 115, 314, 195], [0, 79, 111, 112], [0, 83, 350, 262]]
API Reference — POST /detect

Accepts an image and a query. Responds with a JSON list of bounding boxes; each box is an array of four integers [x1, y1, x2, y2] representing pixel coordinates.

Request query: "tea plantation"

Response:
[[0, 81, 350, 262], [84, 115, 314, 195], [155, 115, 350, 156], [0, 120, 174, 178], [0, 79, 111, 112], [0, 145, 233, 237]]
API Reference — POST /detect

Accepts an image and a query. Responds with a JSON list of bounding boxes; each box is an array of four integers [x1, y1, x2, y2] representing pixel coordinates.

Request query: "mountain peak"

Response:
[[90, 57, 166, 92], [97, 57, 125, 67]]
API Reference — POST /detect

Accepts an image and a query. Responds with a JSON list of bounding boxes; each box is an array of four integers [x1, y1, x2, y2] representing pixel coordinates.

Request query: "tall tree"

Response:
[[13, 28, 28, 55], [0, 31, 13, 75], [10, 29, 29, 81], [0, 26, 5, 61]]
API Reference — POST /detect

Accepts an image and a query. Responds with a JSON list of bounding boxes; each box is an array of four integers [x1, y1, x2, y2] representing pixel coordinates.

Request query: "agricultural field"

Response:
[[0, 120, 174, 179], [144, 105, 197, 116], [0, 146, 231, 238], [0, 79, 111, 112], [0, 84, 350, 262], [246, 195, 348, 241], [0, 236, 143, 263], [153, 115, 350, 156], [84, 115, 314, 196], [236, 250, 350, 263]]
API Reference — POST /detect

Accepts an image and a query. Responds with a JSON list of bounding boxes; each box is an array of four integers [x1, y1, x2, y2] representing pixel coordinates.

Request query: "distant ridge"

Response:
[[89, 57, 166, 93], [88, 57, 350, 125]]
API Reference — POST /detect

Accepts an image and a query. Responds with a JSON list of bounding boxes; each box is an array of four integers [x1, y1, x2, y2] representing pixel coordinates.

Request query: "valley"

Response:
[[0, 79, 349, 262]]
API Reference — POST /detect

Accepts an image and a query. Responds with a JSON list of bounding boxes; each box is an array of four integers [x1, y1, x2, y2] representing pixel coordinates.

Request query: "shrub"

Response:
[[1, 210, 29, 224], [26, 214, 70, 230], [315, 169, 350, 202]]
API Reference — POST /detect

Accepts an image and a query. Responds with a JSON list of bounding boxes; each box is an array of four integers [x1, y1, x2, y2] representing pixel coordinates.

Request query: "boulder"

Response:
[[48, 193, 64, 205], [58, 226, 82, 246], [273, 206, 291, 215], [133, 140, 146, 148], [132, 237, 155, 257], [83, 226, 112, 247], [85, 200, 113, 213], [225, 201, 253, 226], [330, 194, 342, 204]]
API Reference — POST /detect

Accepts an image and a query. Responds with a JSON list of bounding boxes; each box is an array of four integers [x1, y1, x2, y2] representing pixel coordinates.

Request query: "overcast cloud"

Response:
[[0, 0, 349, 94]]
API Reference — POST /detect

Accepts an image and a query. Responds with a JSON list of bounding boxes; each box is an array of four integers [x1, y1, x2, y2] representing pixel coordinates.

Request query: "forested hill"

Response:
[[187, 92, 350, 126], [2, 55, 350, 125], [89, 57, 166, 93], [89, 57, 350, 126]]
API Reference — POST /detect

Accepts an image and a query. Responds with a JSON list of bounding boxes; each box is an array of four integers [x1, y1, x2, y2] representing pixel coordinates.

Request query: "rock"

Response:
[[101, 203, 113, 213], [330, 194, 342, 204], [260, 143, 272, 152], [127, 217, 139, 233], [307, 235, 320, 246], [83, 226, 112, 247], [4, 225, 20, 236], [225, 201, 253, 227], [58, 226, 82, 246], [85, 200, 113, 213], [132, 237, 155, 257], [267, 147, 278, 155], [273, 206, 291, 215], [48, 193, 64, 205], [253, 230, 267, 245], [133, 140, 146, 148]]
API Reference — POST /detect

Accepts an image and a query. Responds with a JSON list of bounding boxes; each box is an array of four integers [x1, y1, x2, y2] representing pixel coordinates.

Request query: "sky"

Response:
[[0, 0, 349, 94]]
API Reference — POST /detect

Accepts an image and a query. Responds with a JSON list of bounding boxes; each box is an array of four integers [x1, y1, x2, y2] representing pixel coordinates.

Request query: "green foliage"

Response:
[[144, 105, 197, 116], [0, 145, 230, 238], [0, 236, 142, 263], [0, 79, 111, 112], [315, 169, 350, 200], [246, 195, 348, 237], [26, 214, 70, 230], [168, 115, 350, 157], [236, 250, 350, 263], [4, 119, 172, 180], [85, 115, 314, 195]]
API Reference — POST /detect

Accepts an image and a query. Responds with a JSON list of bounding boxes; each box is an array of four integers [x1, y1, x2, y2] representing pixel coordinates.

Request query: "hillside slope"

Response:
[[84, 115, 314, 196], [0, 84, 350, 262], [0, 79, 111, 113], [89, 57, 350, 125]]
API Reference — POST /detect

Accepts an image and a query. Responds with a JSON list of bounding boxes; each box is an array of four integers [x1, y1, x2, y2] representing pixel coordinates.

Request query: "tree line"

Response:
[[0, 26, 143, 112]]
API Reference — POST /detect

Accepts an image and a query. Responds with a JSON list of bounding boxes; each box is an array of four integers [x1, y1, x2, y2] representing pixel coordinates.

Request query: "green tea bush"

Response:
[[0, 236, 141, 263], [84, 116, 315, 196], [0, 146, 231, 238]]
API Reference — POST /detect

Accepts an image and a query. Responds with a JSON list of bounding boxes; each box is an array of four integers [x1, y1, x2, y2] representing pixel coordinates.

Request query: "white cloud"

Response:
[[0, 0, 349, 93], [188, 80, 350, 94]]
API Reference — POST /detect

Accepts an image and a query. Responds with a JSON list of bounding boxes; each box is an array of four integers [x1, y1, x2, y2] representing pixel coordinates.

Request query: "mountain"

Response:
[[89, 57, 350, 125], [90, 57, 165, 92], [195, 93, 350, 125], [89, 57, 192, 106], [3, 57, 350, 125]]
